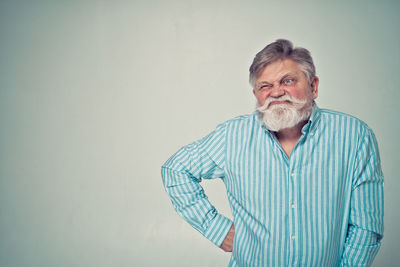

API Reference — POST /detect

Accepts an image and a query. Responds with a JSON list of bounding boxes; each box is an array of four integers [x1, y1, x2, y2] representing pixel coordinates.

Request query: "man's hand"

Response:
[[220, 224, 235, 252]]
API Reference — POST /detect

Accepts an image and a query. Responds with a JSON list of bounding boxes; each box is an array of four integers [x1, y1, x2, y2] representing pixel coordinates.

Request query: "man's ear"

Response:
[[311, 76, 319, 99]]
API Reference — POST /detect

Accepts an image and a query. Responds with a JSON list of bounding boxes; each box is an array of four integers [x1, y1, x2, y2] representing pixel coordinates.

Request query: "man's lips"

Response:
[[268, 100, 291, 107]]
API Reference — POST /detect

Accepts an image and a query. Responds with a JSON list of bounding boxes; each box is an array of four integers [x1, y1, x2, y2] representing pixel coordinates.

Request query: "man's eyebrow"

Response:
[[256, 81, 273, 86], [279, 72, 298, 81]]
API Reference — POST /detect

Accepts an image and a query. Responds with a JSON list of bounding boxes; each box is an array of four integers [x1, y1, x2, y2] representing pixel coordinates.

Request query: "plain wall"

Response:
[[0, 0, 399, 266]]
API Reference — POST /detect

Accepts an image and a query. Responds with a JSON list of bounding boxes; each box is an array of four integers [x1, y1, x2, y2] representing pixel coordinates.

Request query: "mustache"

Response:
[[256, 95, 307, 112]]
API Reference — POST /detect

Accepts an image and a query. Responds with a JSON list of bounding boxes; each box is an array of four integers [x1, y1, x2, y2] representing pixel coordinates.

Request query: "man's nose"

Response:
[[269, 85, 285, 97]]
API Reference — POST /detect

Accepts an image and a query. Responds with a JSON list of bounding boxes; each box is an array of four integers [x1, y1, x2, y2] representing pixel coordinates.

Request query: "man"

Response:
[[161, 39, 383, 266]]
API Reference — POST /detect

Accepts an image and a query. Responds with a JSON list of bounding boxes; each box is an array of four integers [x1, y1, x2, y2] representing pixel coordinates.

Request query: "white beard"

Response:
[[256, 94, 314, 132]]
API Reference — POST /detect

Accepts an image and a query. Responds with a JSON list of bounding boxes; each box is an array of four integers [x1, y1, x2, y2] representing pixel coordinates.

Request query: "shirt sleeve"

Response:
[[161, 122, 233, 247], [340, 127, 384, 266]]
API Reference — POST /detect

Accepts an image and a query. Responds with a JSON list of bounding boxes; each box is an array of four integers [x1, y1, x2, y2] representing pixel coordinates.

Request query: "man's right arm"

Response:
[[161, 123, 233, 248]]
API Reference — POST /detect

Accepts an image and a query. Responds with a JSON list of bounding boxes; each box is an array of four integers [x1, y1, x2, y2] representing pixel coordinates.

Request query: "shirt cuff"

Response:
[[203, 214, 233, 247]]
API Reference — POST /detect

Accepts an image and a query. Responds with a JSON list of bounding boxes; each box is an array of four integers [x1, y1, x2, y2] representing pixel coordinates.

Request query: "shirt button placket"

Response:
[[288, 169, 298, 266]]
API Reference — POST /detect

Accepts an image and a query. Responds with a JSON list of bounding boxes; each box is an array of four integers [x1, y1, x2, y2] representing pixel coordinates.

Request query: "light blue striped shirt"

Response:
[[161, 104, 384, 266]]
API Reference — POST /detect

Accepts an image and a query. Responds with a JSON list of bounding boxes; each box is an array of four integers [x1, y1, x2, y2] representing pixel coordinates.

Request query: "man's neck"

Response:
[[275, 120, 308, 140], [274, 120, 308, 157]]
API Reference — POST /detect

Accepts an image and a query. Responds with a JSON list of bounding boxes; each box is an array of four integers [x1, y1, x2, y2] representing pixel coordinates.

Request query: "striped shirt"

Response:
[[161, 104, 384, 267]]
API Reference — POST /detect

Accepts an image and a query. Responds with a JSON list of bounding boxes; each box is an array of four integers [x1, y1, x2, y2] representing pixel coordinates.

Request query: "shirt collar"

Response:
[[301, 101, 321, 135]]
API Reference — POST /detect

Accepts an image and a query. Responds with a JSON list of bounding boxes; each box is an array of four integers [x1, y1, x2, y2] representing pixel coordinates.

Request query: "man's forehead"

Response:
[[256, 59, 303, 80]]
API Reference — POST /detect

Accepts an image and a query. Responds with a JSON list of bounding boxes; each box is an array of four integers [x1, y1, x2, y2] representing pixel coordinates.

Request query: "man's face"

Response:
[[253, 59, 319, 131], [253, 58, 318, 106]]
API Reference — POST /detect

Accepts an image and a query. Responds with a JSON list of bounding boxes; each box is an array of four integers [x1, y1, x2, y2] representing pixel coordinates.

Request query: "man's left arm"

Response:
[[340, 128, 384, 267]]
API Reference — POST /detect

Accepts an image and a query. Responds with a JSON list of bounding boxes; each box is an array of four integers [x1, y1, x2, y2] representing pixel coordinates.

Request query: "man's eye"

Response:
[[284, 79, 294, 85], [258, 85, 270, 91]]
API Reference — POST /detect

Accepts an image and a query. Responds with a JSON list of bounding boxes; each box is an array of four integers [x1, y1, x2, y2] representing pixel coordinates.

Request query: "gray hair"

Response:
[[249, 39, 316, 88]]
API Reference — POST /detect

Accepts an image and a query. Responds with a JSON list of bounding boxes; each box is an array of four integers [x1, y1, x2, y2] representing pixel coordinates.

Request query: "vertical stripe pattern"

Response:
[[161, 105, 384, 267]]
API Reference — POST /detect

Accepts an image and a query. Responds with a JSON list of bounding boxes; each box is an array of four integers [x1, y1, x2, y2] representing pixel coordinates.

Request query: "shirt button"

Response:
[[291, 235, 296, 240], [291, 204, 296, 209], [291, 173, 295, 178]]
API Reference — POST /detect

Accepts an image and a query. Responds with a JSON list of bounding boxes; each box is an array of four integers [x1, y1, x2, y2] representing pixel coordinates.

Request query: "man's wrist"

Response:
[[204, 214, 233, 247]]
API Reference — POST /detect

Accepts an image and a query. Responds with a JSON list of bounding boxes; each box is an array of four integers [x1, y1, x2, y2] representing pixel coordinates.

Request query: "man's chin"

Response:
[[266, 105, 291, 116]]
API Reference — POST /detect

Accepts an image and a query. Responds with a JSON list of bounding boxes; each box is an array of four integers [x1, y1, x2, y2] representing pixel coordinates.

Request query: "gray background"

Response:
[[0, 0, 398, 266]]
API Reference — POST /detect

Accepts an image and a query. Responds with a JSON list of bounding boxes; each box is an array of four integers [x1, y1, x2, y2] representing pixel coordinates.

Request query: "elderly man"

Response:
[[161, 39, 383, 266]]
